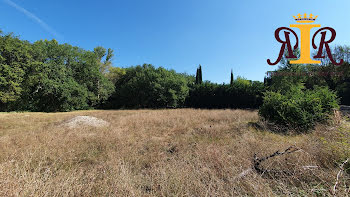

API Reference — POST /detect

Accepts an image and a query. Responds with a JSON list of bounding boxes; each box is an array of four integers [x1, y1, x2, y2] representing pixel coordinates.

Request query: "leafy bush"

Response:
[[259, 86, 339, 131]]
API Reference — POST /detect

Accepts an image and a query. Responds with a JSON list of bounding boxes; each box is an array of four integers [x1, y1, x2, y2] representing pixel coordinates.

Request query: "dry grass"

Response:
[[0, 109, 349, 196]]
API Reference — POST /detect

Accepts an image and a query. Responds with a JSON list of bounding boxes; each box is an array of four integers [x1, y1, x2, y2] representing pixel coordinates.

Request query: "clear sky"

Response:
[[1, 0, 350, 83]]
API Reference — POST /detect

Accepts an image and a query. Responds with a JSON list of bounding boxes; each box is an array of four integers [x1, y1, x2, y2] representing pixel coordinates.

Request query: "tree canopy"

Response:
[[106, 64, 190, 109], [0, 32, 114, 111]]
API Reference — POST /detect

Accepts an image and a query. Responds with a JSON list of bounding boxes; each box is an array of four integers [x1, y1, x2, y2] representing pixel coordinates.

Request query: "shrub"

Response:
[[259, 86, 339, 131]]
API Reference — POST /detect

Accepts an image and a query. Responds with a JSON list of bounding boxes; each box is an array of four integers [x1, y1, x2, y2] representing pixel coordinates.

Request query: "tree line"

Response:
[[0, 30, 349, 112]]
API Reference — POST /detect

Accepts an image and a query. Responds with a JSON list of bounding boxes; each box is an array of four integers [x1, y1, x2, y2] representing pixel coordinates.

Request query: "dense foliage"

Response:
[[261, 47, 350, 130], [105, 64, 190, 108], [103, 65, 264, 109], [259, 86, 339, 130], [185, 78, 264, 109], [0, 32, 114, 112]]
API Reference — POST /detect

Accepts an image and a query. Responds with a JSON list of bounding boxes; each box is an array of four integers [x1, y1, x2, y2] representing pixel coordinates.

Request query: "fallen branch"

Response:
[[253, 145, 300, 174], [301, 165, 319, 170], [332, 158, 349, 195], [233, 146, 301, 180], [233, 146, 314, 181]]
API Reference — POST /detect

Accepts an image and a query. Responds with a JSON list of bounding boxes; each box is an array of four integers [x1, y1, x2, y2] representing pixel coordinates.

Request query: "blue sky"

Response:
[[1, 0, 350, 83]]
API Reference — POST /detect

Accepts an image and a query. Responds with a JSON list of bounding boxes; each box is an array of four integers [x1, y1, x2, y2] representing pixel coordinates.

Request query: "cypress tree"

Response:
[[230, 69, 234, 85], [198, 65, 202, 84]]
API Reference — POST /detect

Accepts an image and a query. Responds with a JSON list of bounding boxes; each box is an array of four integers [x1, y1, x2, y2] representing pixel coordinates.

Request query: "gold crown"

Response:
[[293, 13, 318, 23]]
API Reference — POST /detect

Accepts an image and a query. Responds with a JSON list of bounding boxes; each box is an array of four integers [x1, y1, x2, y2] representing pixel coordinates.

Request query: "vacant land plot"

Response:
[[0, 109, 349, 196]]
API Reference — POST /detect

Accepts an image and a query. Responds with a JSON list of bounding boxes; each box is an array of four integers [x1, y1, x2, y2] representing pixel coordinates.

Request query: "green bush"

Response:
[[259, 86, 339, 131]]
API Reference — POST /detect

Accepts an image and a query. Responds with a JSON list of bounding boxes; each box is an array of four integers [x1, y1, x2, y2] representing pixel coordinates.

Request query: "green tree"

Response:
[[107, 64, 189, 108], [106, 67, 126, 84], [0, 34, 115, 111], [0, 32, 32, 110], [17, 39, 90, 111], [195, 65, 203, 85], [94, 47, 114, 74]]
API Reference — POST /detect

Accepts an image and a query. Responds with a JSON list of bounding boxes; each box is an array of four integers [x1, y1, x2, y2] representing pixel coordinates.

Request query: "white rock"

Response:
[[63, 116, 109, 128]]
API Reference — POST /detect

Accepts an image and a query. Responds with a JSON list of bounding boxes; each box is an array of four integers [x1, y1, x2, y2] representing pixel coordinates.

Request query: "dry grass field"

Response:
[[0, 109, 349, 196]]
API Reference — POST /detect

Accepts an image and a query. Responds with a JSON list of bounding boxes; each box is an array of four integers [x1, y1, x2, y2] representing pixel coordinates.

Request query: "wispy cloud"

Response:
[[3, 0, 63, 40]]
